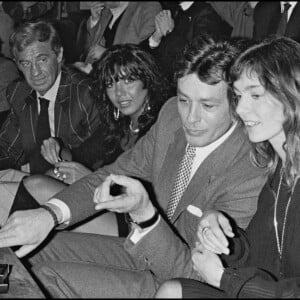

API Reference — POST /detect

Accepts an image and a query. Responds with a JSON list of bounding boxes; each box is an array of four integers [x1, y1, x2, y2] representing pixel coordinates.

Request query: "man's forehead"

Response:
[[178, 74, 228, 101], [16, 41, 54, 60]]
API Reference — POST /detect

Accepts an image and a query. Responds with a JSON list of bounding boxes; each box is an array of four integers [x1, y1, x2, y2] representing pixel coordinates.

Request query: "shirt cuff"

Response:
[[130, 215, 161, 244], [46, 198, 71, 225], [149, 34, 161, 48]]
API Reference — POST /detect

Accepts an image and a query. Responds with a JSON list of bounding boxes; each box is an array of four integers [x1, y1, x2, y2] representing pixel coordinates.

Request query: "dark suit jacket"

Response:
[[144, 2, 232, 85], [54, 97, 267, 282], [0, 66, 100, 171], [253, 1, 300, 42], [0, 57, 20, 112]]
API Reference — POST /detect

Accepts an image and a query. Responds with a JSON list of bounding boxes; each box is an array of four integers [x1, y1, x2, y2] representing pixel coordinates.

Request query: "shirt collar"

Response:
[[36, 71, 61, 103], [190, 121, 238, 152], [280, 1, 297, 12], [179, 1, 194, 11]]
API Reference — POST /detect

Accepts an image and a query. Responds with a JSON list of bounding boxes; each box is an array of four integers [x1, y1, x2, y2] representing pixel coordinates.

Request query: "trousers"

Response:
[[28, 231, 159, 298]]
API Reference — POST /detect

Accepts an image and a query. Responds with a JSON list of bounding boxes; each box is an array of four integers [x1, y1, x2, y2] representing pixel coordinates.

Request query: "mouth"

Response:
[[243, 120, 260, 127], [184, 127, 207, 136], [118, 100, 132, 108]]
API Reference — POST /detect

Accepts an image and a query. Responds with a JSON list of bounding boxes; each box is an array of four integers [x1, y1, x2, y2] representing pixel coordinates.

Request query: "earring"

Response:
[[114, 108, 120, 120], [146, 103, 151, 111]]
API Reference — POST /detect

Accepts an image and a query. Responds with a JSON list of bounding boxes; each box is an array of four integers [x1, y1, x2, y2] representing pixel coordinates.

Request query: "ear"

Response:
[[57, 47, 63, 63]]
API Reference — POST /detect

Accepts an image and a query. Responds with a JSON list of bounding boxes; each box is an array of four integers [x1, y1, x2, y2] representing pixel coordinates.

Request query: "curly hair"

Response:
[[90, 44, 171, 157], [229, 36, 300, 189]]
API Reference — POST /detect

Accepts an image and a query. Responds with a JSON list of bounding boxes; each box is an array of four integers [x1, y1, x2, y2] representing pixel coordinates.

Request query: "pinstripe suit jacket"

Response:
[[0, 66, 100, 171]]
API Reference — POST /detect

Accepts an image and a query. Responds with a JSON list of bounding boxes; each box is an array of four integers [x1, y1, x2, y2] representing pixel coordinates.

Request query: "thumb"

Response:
[[218, 214, 234, 238]]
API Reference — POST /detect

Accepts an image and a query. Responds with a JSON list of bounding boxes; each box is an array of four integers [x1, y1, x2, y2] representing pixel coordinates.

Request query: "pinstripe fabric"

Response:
[[0, 66, 100, 171]]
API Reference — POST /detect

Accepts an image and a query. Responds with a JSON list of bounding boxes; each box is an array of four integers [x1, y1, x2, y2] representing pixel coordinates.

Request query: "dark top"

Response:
[[71, 122, 145, 171], [142, 1, 232, 87], [220, 160, 300, 297]]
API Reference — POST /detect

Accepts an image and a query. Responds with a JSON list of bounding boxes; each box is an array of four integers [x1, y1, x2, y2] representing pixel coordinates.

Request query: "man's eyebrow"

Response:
[[234, 85, 262, 92]]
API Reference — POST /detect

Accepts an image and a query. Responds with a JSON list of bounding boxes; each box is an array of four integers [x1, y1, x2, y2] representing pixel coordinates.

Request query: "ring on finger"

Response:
[[202, 226, 210, 235]]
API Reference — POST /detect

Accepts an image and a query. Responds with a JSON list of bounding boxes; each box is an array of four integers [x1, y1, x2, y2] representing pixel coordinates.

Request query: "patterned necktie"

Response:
[[167, 144, 196, 219], [29, 97, 52, 174], [277, 2, 291, 35]]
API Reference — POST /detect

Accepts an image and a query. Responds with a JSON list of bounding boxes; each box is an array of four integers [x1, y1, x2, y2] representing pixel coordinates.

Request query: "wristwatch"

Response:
[[125, 209, 159, 229]]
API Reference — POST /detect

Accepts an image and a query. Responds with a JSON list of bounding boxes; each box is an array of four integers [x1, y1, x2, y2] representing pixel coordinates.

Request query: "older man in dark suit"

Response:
[[0, 20, 99, 222], [0, 36, 267, 297]]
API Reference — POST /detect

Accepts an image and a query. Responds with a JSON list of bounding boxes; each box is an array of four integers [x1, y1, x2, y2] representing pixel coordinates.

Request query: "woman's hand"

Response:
[[41, 137, 61, 165], [53, 161, 92, 184], [197, 210, 234, 255], [192, 242, 224, 288]]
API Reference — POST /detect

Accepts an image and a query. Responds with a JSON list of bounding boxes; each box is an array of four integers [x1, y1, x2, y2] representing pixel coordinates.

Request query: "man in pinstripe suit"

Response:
[[0, 20, 100, 222]]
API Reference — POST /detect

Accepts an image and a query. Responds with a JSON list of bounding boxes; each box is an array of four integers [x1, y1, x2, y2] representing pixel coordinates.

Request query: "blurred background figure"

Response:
[[73, 1, 162, 74], [144, 1, 233, 93], [253, 1, 300, 42]]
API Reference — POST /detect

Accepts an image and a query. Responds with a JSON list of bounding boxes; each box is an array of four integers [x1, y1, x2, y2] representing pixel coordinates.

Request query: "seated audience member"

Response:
[[155, 36, 300, 298], [144, 1, 233, 92], [253, 1, 300, 42], [0, 40, 20, 124], [0, 1, 15, 58], [0, 21, 100, 223], [2, 2, 55, 27], [14, 43, 170, 236], [209, 2, 258, 39], [73, 1, 162, 74], [0, 35, 267, 298]]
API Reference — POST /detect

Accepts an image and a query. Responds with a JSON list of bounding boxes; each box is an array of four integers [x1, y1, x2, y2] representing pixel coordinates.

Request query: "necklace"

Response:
[[129, 121, 140, 134], [273, 167, 293, 260]]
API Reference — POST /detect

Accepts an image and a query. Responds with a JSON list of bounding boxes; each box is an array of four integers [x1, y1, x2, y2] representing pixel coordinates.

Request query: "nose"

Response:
[[30, 62, 41, 77], [236, 95, 251, 118], [115, 81, 126, 97], [187, 103, 201, 124]]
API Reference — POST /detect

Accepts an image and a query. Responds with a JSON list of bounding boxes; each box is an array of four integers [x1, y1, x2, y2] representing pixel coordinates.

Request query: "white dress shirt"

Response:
[[280, 1, 297, 21]]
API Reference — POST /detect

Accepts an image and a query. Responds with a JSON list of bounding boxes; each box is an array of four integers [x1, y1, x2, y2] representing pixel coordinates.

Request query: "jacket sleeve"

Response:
[[221, 266, 300, 298], [135, 2, 162, 43], [0, 106, 25, 169]]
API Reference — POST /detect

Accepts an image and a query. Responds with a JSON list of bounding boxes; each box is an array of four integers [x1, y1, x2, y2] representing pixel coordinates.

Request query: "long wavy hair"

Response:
[[90, 44, 171, 156], [229, 36, 300, 189]]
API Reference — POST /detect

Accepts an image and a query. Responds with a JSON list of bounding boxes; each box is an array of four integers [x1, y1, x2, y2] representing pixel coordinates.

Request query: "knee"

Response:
[[23, 175, 47, 191], [155, 279, 182, 298]]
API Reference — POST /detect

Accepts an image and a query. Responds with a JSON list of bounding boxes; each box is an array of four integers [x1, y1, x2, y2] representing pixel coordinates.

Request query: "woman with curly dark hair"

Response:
[[14, 44, 171, 236]]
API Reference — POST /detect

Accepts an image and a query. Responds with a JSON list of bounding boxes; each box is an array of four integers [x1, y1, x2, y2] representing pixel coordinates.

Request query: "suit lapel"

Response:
[[114, 2, 136, 44], [92, 9, 112, 46], [54, 69, 70, 138], [171, 123, 246, 222], [286, 3, 300, 37], [157, 128, 187, 212]]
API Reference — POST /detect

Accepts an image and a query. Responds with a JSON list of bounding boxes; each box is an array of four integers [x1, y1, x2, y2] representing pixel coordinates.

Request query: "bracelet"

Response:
[[40, 204, 59, 227]]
